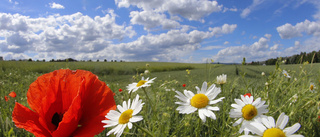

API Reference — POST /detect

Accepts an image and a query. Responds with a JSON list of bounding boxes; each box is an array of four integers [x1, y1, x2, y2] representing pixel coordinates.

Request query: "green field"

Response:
[[0, 61, 319, 136]]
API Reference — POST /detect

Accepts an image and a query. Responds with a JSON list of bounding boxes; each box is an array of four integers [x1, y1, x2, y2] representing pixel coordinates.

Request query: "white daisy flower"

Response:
[[175, 81, 225, 122], [127, 77, 156, 93], [216, 74, 227, 85], [309, 82, 316, 92], [261, 72, 265, 76], [240, 113, 303, 137], [102, 95, 144, 137], [229, 95, 269, 134], [282, 70, 291, 78]]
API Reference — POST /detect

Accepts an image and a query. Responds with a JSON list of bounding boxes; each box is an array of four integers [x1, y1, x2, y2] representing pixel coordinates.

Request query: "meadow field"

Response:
[[0, 61, 319, 137]]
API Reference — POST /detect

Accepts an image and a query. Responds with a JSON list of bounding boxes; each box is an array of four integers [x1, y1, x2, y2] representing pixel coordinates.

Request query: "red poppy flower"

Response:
[[9, 91, 17, 98], [182, 84, 186, 87], [5, 96, 9, 101], [119, 88, 123, 92], [12, 69, 116, 137], [244, 93, 251, 98]]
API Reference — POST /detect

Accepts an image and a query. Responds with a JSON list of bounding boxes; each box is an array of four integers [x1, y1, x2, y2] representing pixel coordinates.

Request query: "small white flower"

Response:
[[282, 70, 291, 78], [175, 82, 225, 122], [102, 95, 144, 137], [127, 77, 156, 93], [144, 70, 150, 75], [265, 82, 269, 86], [309, 82, 316, 92], [229, 95, 269, 134], [216, 74, 227, 85], [261, 72, 265, 76], [240, 113, 303, 137]]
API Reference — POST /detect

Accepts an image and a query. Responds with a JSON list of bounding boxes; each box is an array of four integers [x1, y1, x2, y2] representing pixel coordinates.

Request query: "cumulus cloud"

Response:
[[277, 19, 320, 39], [209, 24, 237, 36], [212, 35, 276, 63], [129, 10, 180, 30], [200, 46, 224, 50], [115, 0, 222, 21], [49, 2, 65, 9], [270, 44, 280, 50], [0, 12, 135, 60], [0, 11, 237, 62], [106, 23, 237, 62]]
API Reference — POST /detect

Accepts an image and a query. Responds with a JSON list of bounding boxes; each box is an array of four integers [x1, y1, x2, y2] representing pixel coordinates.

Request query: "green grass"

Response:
[[0, 61, 319, 136]]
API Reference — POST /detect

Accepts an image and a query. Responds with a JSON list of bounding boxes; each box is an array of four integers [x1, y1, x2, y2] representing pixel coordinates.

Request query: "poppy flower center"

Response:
[[119, 109, 133, 124], [310, 84, 314, 90], [263, 128, 285, 137], [52, 112, 64, 129], [241, 104, 257, 120], [190, 94, 209, 108], [136, 80, 147, 87]]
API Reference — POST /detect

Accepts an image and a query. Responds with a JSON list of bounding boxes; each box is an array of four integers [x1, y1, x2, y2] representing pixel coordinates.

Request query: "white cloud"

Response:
[[277, 20, 320, 39], [200, 46, 224, 50], [49, 2, 65, 9], [209, 24, 237, 36], [95, 6, 102, 11], [115, 0, 222, 21], [241, 8, 251, 18], [264, 34, 272, 39], [224, 41, 229, 45], [0, 12, 237, 61], [212, 35, 276, 63], [240, 0, 265, 18], [108, 24, 236, 62], [270, 44, 280, 50], [0, 12, 136, 60], [223, 7, 238, 13], [129, 10, 180, 30]]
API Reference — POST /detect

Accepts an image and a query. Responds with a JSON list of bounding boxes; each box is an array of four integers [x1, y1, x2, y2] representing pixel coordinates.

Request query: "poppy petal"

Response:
[[12, 102, 51, 137], [9, 91, 17, 98], [72, 72, 116, 136]]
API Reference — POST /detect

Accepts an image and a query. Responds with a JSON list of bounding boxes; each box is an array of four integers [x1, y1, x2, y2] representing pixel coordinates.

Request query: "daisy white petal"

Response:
[[102, 94, 144, 137], [175, 81, 224, 122], [243, 113, 303, 137], [229, 94, 269, 134], [283, 123, 301, 135]]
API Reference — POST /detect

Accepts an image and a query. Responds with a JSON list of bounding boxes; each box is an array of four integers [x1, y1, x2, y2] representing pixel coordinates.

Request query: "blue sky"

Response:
[[1, 0, 320, 63]]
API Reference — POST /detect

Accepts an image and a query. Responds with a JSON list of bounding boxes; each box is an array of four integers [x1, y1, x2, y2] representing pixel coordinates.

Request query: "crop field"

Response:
[[0, 61, 319, 137]]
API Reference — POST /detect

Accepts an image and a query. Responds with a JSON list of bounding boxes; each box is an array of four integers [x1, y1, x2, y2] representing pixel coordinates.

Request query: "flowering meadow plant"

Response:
[[12, 69, 116, 137], [1, 62, 315, 136], [175, 82, 225, 122], [229, 94, 269, 134], [240, 113, 303, 137]]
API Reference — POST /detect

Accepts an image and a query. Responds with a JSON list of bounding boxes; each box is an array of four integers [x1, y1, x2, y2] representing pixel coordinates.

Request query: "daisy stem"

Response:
[[142, 87, 154, 111], [133, 122, 154, 137]]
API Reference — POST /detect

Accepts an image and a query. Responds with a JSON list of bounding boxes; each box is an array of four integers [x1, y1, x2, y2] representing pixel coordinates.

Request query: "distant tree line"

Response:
[[250, 50, 320, 65], [6, 58, 124, 62]]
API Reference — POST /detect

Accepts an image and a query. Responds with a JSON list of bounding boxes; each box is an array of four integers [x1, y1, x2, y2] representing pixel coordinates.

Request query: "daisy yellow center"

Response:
[[310, 85, 314, 90], [263, 128, 286, 137], [118, 109, 133, 124], [190, 94, 209, 108], [284, 73, 287, 76], [241, 104, 257, 120], [136, 80, 147, 87]]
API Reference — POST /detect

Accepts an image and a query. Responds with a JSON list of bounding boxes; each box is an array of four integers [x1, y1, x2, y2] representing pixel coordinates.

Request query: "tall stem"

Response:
[[142, 87, 155, 111], [133, 122, 154, 137]]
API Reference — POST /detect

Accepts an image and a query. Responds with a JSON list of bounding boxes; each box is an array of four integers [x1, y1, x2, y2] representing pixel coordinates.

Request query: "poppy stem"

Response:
[[133, 122, 154, 137]]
